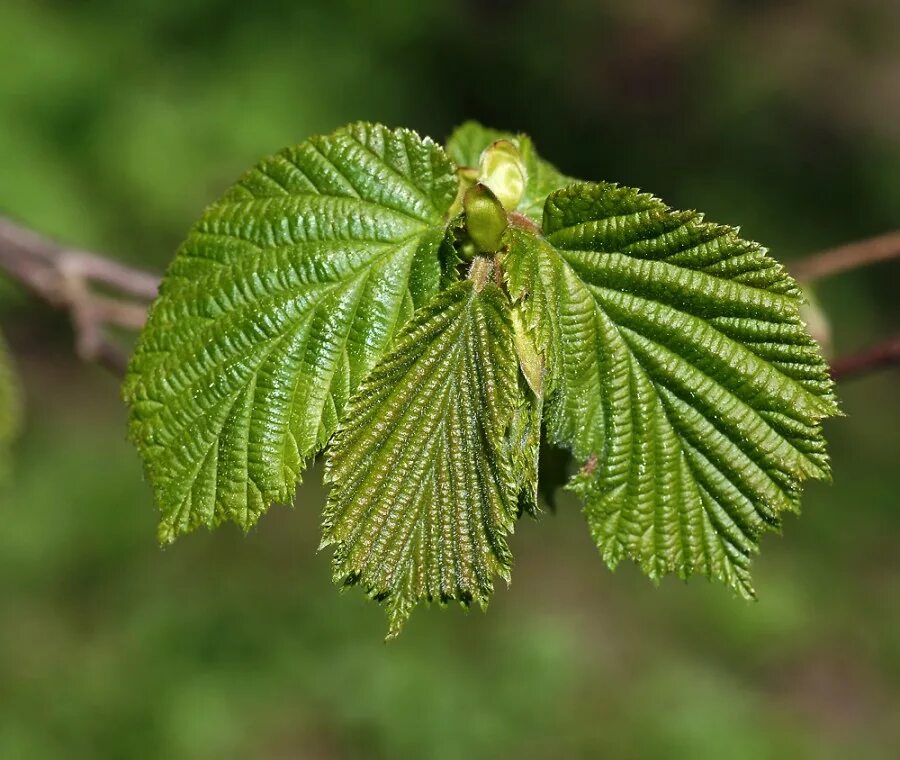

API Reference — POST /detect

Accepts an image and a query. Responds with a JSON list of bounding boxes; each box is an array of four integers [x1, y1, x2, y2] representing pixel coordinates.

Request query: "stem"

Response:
[[508, 212, 542, 236], [467, 255, 494, 292], [0, 216, 161, 375], [830, 334, 900, 381], [790, 232, 900, 282]]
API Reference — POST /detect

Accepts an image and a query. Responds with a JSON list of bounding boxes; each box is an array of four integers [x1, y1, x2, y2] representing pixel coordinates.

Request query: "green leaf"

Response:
[[124, 122, 458, 543], [463, 182, 508, 253], [504, 182, 838, 596], [507, 382, 542, 518], [322, 279, 523, 636], [446, 121, 574, 224], [124, 119, 840, 632], [508, 307, 543, 515]]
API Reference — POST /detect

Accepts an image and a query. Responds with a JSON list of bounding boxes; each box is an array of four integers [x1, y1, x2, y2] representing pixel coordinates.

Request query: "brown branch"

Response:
[[789, 232, 900, 282], [830, 335, 900, 382], [0, 216, 161, 374]]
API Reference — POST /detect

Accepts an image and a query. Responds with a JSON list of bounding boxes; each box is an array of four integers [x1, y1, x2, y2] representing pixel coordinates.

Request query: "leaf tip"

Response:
[[157, 521, 176, 547]]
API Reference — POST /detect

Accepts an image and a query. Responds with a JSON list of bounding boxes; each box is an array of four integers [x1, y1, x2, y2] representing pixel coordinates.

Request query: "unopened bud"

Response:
[[464, 183, 508, 253], [479, 140, 526, 211]]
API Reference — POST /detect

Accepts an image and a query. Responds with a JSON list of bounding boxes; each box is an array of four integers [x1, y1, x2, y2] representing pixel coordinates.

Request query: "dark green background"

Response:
[[1, 1, 898, 757]]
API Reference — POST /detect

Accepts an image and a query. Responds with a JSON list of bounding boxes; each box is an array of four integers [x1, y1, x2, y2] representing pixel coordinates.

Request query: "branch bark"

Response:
[[0, 217, 160, 374], [830, 334, 900, 382], [789, 231, 900, 282]]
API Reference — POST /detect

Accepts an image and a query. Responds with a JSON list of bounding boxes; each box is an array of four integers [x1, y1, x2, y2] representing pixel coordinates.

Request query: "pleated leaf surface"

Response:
[[124, 122, 458, 543], [323, 280, 522, 635], [504, 182, 838, 595]]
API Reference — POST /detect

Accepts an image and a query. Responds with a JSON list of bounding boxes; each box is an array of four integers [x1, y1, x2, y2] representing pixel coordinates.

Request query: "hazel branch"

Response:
[[0, 216, 161, 374]]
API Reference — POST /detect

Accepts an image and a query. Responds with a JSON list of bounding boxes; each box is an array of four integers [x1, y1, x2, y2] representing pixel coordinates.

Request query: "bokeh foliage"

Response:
[[1, 0, 898, 757]]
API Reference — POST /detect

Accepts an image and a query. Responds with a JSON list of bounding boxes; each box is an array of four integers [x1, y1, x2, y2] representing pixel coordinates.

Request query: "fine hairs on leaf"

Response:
[[124, 123, 458, 545], [322, 279, 523, 637], [124, 120, 838, 636]]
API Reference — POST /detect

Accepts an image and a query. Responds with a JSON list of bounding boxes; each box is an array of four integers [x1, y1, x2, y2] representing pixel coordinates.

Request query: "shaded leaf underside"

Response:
[[323, 281, 521, 635], [124, 123, 457, 542]]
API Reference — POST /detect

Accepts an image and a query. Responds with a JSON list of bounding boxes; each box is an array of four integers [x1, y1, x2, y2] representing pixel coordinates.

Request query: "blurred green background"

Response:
[[1, 0, 899, 757]]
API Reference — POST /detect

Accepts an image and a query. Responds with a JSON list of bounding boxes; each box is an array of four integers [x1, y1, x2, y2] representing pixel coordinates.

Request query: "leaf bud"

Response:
[[479, 139, 526, 211], [464, 182, 508, 253]]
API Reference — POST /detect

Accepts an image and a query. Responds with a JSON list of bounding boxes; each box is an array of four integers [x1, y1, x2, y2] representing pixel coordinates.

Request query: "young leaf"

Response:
[[507, 383, 542, 518], [124, 123, 458, 543], [504, 182, 838, 596], [464, 183, 508, 253], [123, 119, 840, 634], [322, 279, 523, 636], [504, 227, 604, 459], [508, 307, 543, 515], [446, 121, 575, 224]]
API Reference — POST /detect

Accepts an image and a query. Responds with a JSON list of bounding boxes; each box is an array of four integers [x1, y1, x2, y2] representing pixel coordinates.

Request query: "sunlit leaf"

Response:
[[126, 121, 838, 630], [124, 123, 458, 543], [504, 182, 838, 595]]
